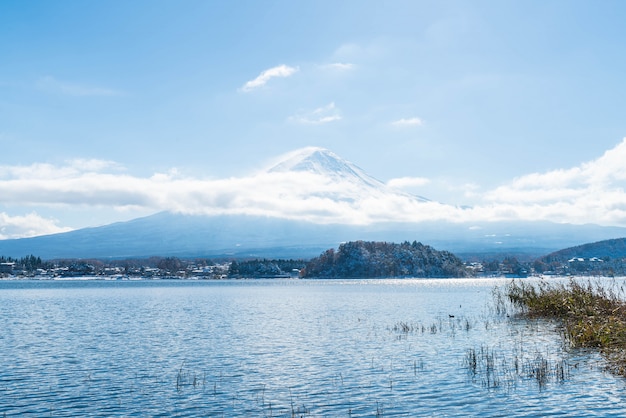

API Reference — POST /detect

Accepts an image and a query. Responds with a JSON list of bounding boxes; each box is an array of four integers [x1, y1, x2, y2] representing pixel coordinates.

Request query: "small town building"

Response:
[[0, 262, 15, 274]]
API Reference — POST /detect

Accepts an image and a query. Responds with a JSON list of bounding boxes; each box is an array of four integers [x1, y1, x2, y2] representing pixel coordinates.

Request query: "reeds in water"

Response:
[[391, 316, 474, 336], [175, 362, 206, 392], [464, 346, 571, 389], [505, 278, 626, 376]]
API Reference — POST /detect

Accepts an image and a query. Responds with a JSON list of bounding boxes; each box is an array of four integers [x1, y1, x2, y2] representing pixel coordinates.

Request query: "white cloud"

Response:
[[240, 64, 299, 92], [4, 139, 626, 235], [485, 139, 626, 203], [288, 102, 342, 125], [391, 117, 424, 127], [37, 76, 123, 97], [387, 177, 431, 189], [481, 137, 626, 225], [0, 212, 72, 239], [0, 158, 456, 226]]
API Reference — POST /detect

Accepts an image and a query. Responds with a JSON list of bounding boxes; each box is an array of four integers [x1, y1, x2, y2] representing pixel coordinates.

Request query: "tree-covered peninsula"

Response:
[[300, 240, 470, 278]]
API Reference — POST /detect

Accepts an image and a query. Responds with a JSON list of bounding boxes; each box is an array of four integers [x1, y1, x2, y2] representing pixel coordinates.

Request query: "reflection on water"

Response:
[[0, 278, 625, 416]]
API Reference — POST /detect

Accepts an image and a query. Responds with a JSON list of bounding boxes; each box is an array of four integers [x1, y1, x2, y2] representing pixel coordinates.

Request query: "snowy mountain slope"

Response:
[[266, 146, 430, 202], [269, 147, 384, 189]]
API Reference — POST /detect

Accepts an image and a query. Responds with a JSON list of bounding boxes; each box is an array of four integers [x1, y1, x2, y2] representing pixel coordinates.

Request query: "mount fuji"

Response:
[[0, 147, 625, 259], [267, 146, 427, 200]]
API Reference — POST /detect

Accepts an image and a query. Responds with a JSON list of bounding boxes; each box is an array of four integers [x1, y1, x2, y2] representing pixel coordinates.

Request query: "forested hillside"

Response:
[[301, 240, 470, 278], [229, 259, 306, 278], [532, 237, 626, 276], [540, 238, 626, 261]]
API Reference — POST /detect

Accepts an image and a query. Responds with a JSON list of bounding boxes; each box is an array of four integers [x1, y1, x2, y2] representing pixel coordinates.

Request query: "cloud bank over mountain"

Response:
[[0, 212, 71, 240], [2, 139, 626, 239]]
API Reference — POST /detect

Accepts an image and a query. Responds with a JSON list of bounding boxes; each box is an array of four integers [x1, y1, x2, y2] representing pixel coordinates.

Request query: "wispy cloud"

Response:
[[391, 117, 424, 127], [320, 62, 355, 71], [240, 64, 299, 92], [37, 76, 124, 97], [288, 102, 342, 125], [0, 159, 123, 180]]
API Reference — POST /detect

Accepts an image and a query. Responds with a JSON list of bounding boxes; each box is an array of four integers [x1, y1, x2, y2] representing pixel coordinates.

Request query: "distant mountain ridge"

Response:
[[1, 213, 625, 260], [541, 238, 626, 262]]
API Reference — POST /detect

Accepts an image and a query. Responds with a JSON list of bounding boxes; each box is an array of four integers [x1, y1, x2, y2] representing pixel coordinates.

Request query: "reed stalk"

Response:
[[505, 278, 626, 376]]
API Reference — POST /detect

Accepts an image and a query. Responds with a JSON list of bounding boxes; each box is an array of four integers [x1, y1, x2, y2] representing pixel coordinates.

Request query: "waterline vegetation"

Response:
[[389, 314, 574, 391], [505, 278, 626, 376]]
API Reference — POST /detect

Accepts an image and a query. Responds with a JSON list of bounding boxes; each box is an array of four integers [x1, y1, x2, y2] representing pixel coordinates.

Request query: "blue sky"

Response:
[[2, 0, 626, 237]]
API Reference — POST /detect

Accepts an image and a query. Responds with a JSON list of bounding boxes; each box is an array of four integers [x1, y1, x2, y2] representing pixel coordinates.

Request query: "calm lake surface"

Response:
[[1, 278, 626, 417]]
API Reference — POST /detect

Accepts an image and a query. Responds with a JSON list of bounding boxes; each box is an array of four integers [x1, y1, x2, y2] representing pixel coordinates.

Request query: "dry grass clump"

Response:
[[506, 279, 626, 375]]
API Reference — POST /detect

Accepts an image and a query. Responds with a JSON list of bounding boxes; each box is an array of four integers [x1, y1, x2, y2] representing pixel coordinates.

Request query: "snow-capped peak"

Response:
[[267, 146, 386, 189], [265, 146, 431, 205]]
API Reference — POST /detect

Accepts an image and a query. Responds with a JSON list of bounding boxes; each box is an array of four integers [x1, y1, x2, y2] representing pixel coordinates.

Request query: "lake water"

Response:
[[1, 278, 626, 417]]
